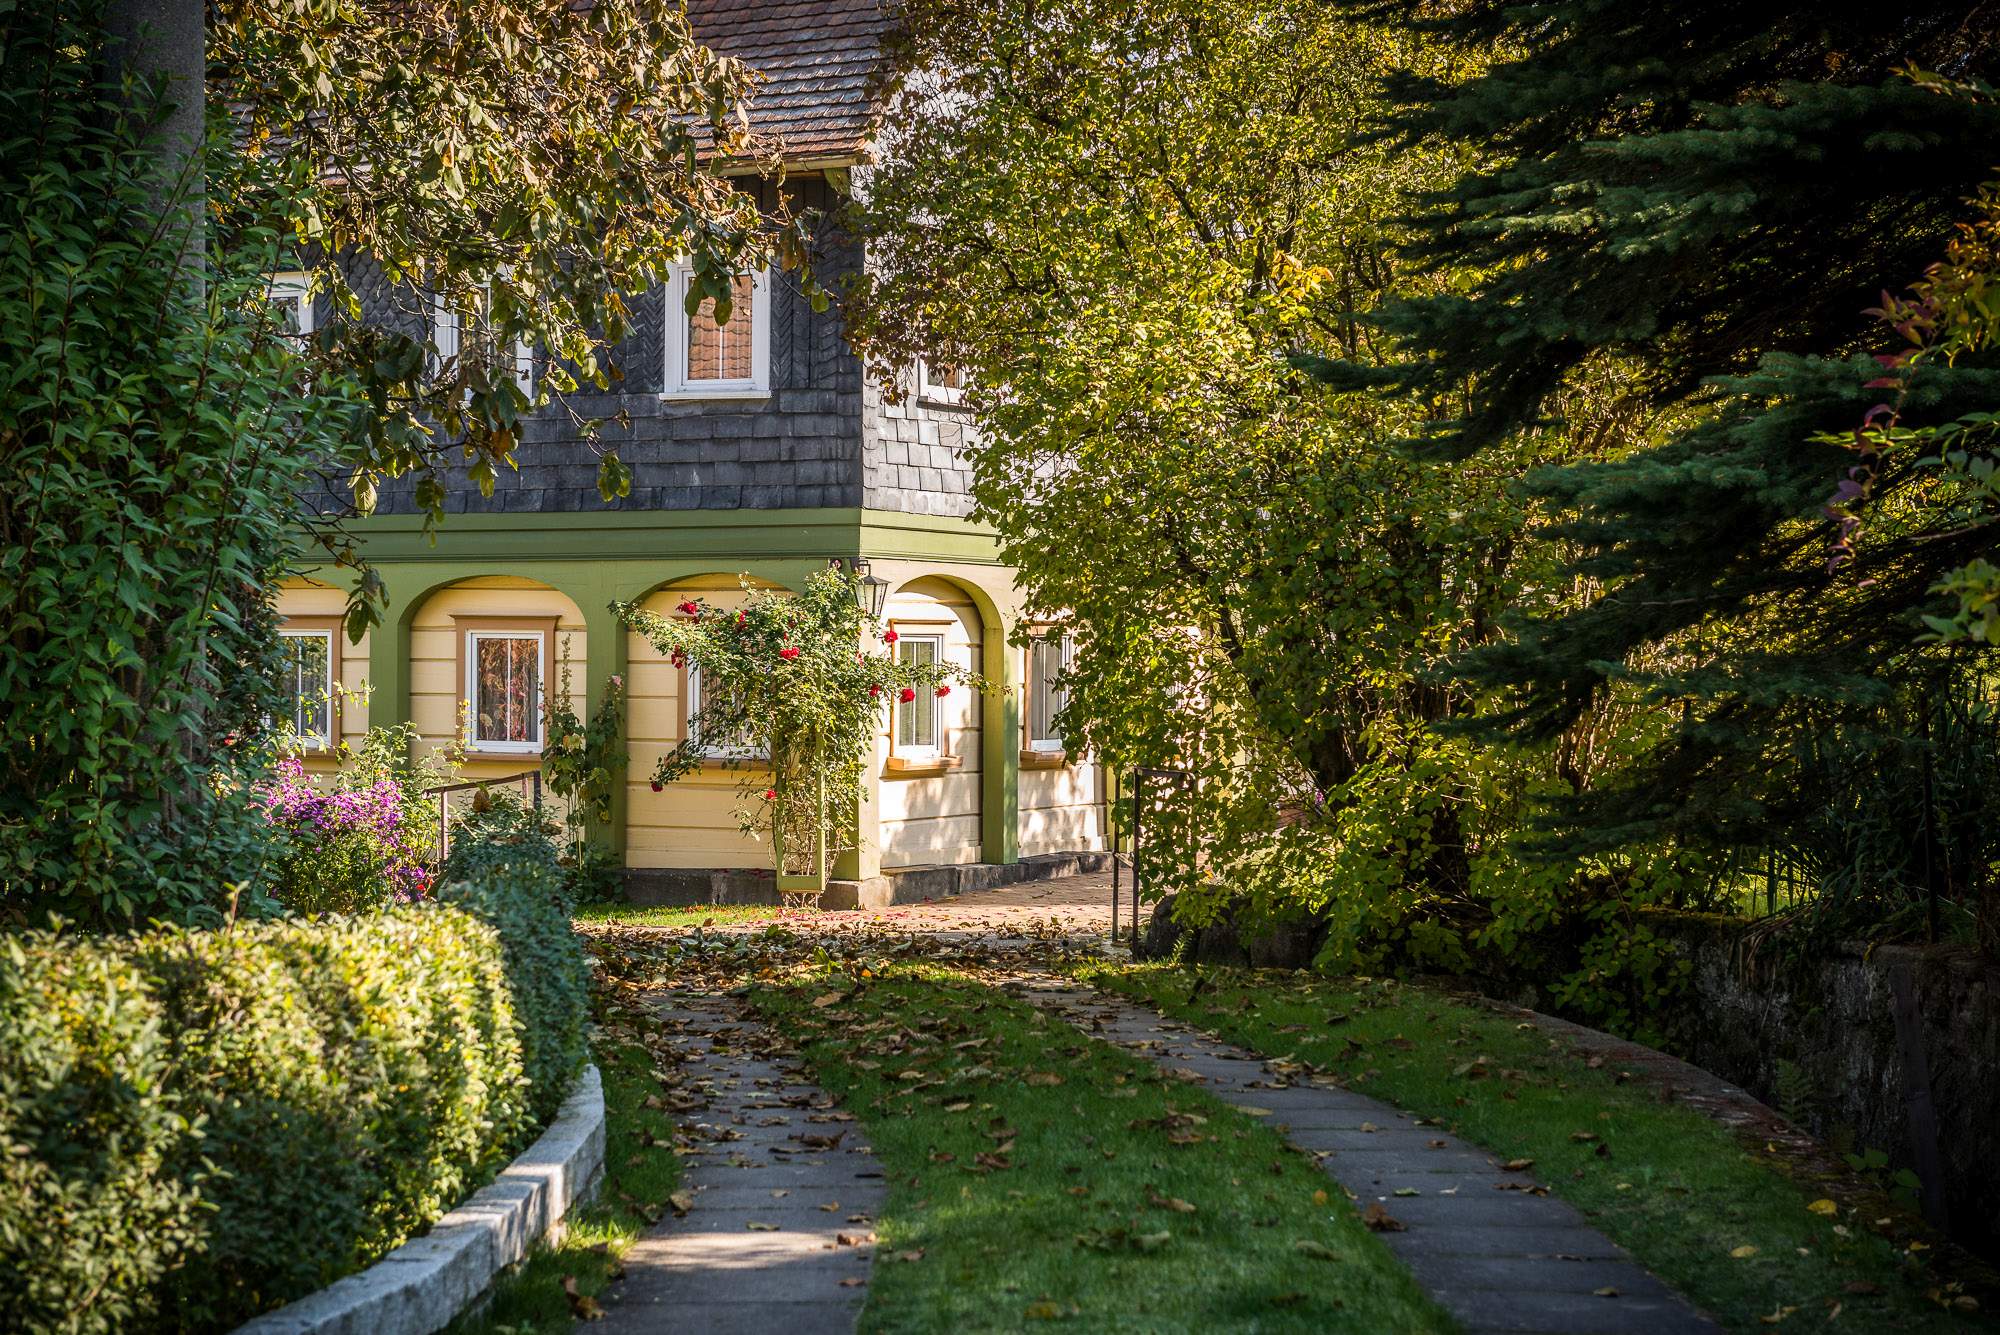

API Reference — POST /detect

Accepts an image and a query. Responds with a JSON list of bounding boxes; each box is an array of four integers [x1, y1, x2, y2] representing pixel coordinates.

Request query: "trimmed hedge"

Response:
[[0, 853, 588, 1334]]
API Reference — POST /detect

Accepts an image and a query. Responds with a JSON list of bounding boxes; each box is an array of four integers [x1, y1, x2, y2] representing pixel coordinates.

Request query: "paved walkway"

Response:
[[1015, 978, 1717, 1335], [594, 997, 886, 1335]]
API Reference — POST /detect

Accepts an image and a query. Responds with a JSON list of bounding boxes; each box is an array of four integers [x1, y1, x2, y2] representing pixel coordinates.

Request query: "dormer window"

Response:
[[432, 287, 534, 396], [266, 272, 314, 341], [664, 262, 770, 399]]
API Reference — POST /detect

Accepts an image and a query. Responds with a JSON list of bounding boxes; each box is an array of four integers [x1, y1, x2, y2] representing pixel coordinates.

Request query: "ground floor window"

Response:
[[687, 661, 765, 760], [279, 628, 334, 749], [896, 634, 942, 757], [1027, 633, 1071, 752], [467, 630, 544, 753]]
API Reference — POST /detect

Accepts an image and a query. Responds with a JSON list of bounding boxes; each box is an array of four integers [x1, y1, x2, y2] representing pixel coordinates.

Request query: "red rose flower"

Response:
[[935, 685, 951, 698], [869, 684, 881, 697], [649, 780, 664, 793], [762, 788, 777, 801], [677, 600, 699, 617], [883, 628, 899, 645], [737, 610, 747, 628], [899, 686, 917, 703], [779, 646, 801, 660]]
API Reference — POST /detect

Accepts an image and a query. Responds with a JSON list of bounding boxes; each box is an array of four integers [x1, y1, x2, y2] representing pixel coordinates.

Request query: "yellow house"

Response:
[[274, 0, 1108, 906]]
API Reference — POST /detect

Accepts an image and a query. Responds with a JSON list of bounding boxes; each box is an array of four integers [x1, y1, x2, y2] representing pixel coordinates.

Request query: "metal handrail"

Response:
[[1111, 765, 1193, 949], [423, 770, 542, 868]]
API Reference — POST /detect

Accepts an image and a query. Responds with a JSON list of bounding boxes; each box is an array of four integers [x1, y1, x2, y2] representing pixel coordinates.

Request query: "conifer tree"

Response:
[[1332, 2, 2000, 856]]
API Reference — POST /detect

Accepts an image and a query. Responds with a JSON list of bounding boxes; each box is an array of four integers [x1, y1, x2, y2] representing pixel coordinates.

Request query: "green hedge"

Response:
[[0, 855, 589, 1334]]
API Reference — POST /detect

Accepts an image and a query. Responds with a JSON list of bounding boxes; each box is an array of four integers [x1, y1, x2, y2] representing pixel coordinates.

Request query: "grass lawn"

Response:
[[751, 963, 1456, 1334], [1083, 964, 1993, 1334], [572, 901, 778, 929]]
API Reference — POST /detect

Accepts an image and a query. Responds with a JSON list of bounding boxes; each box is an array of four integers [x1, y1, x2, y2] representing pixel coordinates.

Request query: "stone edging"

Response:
[[235, 1064, 606, 1335]]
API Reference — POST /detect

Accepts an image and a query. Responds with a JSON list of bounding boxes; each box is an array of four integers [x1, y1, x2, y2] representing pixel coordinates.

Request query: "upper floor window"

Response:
[[917, 358, 967, 407], [466, 629, 544, 753], [665, 263, 770, 398], [895, 634, 943, 757], [279, 627, 334, 750], [266, 272, 314, 340], [432, 287, 534, 396], [1026, 633, 1072, 753]]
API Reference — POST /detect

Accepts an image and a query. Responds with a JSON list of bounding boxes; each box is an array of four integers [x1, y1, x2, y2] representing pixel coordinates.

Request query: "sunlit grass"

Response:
[[1083, 964, 1991, 1334], [753, 964, 1455, 1334], [572, 901, 778, 929]]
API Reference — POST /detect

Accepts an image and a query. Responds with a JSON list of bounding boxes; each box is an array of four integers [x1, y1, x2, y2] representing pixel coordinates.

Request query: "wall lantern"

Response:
[[834, 557, 890, 618]]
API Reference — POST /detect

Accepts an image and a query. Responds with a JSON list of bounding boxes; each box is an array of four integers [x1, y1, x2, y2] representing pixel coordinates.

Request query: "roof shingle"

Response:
[[688, 0, 890, 162]]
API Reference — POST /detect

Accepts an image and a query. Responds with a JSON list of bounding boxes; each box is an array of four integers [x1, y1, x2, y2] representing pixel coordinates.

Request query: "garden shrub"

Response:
[[0, 938, 207, 1335], [0, 827, 591, 1333], [440, 797, 592, 1123]]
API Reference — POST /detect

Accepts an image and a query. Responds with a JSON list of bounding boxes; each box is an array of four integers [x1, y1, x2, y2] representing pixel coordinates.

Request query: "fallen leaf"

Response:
[[1293, 1240, 1340, 1260], [1500, 1158, 1535, 1172], [1393, 1188, 1419, 1197], [897, 1249, 925, 1262], [1730, 1245, 1758, 1259], [667, 1191, 694, 1216], [747, 1221, 780, 1232], [1024, 1072, 1065, 1087], [1807, 1198, 1838, 1217], [1361, 1202, 1405, 1233], [1024, 1301, 1066, 1320], [561, 1274, 605, 1321], [1238, 1106, 1275, 1117], [839, 1277, 866, 1288], [811, 992, 844, 1008]]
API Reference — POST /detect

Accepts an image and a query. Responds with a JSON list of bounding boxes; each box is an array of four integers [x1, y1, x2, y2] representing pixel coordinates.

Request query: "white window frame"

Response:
[[894, 634, 944, 759], [431, 289, 534, 396], [917, 358, 967, 407], [686, 661, 768, 760], [464, 629, 545, 755], [266, 271, 314, 338], [663, 262, 771, 400], [1026, 633, 1071, 752], [278, 627, 335, 750]]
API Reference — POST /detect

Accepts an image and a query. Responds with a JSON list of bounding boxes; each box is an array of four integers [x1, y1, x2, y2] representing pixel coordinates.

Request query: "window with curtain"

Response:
[[467, 631, 543, 751]]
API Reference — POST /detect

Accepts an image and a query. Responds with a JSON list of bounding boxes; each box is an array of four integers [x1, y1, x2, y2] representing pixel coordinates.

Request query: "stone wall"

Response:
[[1648, 918, 2000, 1258]]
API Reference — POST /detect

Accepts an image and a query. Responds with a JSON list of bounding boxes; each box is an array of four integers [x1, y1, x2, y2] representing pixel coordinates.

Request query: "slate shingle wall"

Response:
[[357, 174, 974, 520]]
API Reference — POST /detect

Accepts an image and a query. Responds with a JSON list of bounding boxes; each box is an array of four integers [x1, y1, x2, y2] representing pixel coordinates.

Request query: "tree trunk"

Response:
[[100, 0, 205, 287]]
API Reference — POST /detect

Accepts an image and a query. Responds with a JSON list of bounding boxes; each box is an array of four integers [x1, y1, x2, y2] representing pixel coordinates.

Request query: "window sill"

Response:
[[885, 754, 963, 778], [466, 747, 544, 763], [659, 388, 772, 403], [1020, 748, 1069, 770]]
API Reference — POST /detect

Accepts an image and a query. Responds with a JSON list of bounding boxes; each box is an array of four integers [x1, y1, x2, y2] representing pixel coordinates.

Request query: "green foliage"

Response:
[[0, 3, 354, 926], [0, 822, 590, 1333], [206, 0, 810, 635], [0, 937, 206, 1335], [617, 569, 976, 882], [1335, 3, 2000, 870], [540, 661, 629, 869], [439, 818, 591, 1124]]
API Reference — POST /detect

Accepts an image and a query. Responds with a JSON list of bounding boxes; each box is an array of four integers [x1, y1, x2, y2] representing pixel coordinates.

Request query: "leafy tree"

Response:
[[206, 0, 806, 636], [618, 570, 972, 898], [0, 5, 350, 924], [1330, 2, 2000, 864]]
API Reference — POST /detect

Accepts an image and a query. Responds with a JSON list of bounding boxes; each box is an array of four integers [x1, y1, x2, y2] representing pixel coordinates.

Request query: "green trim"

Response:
[[339, 506, 1002, 565], [312, 507, 1018, 867]]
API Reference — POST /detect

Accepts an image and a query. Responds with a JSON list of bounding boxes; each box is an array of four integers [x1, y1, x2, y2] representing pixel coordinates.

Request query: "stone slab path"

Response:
[[1016, 978, 1719, 1335], [593, 997, 887, 1335]]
